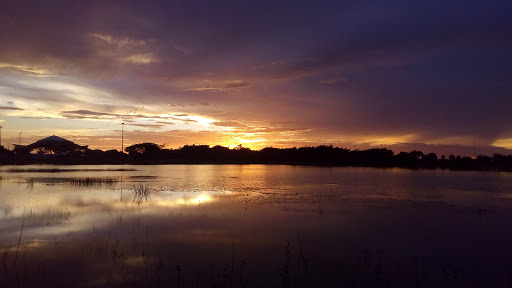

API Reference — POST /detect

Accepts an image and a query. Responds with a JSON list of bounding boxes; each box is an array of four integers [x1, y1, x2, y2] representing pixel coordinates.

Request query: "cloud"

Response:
[[0, 106, 23, 110], [122, 53, 158, 64], [492, 138, 512, 149], [184, 80, 251, 92], [0, 1, 510, 153], [128, 123, 166, 129], [60, 110, 133, 120], [155, 121, 175, 125], [170, 117, 197, 123], [223, 81, 251, 89], [90, 33, 147, 48], [320, 77, 347, 84], [0, 63, 52, 77], [61, 109, 202, 125], [62, 110, 119, 117], [20, 116, 56, 120], [212, 121, 247, 128]]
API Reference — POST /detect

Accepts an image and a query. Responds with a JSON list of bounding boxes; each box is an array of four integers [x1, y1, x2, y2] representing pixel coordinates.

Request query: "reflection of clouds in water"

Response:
[[4, 206, 12, 217], [0, 187, 226, 244]]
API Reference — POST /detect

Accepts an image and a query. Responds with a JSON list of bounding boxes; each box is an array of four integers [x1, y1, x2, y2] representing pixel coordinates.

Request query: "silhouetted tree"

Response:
[[0, 145, 9, 154], [4, 139, 512, 171], [125, 142, 162, 157], [424, 153, 438, 161], [410, 150, 424, 160]]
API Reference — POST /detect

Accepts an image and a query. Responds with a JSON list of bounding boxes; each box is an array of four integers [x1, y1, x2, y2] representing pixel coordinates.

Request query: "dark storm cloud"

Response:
[[1, 0, 511, 147]]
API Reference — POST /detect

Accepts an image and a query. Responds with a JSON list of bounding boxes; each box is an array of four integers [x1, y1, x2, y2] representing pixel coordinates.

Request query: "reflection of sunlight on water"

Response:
[[0, 240, 49, 254], [124, 256, 146, 267], [0, 184, 224, 242], [18, 239, 48, 250], [157, 194, 214, 207]]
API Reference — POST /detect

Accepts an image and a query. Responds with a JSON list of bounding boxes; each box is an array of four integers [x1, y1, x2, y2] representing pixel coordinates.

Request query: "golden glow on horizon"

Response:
[[492, 138, 512, 149], [354, 134, 417, 146], [233, 136, 268, 146], [183, 115, 216, 126], [1, 58, 502, 154], [0, 58, 427, 152]]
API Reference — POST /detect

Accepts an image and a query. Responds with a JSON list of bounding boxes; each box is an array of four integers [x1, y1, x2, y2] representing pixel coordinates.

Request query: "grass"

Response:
[[14, 218, 24, 267], [25, 176, 120, 187], [23, 208, 71, 226], [133, 184, 151, 205], [66, 177, 119, 187], [4, 168, 137, 173]]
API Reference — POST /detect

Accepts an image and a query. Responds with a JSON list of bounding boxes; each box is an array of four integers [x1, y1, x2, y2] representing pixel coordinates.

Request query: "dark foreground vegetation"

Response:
[[1, 143, 512, 171]]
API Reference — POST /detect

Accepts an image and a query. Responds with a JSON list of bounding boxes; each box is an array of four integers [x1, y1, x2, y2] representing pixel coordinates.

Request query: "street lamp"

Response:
[[121, 123, 125, 153]]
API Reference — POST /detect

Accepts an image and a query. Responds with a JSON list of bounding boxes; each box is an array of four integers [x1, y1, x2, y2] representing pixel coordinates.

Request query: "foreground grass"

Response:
[[22, 176, 121, 187], [67, 177, 120, 186], [5, 168, 137, 173]]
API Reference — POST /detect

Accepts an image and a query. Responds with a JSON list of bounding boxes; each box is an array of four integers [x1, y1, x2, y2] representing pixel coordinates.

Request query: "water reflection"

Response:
[[154, 194, 214, 207], [1, 165, 512, 287]]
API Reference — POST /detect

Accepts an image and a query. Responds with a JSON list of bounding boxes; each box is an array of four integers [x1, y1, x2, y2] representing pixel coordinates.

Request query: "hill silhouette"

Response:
[[1, 142, 512, 171]]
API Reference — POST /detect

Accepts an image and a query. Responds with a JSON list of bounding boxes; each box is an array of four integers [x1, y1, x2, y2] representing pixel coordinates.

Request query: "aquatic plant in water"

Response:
[[5, 168, 137, 173], [133, 184, 151, 205], [67, 177, 119, 187]]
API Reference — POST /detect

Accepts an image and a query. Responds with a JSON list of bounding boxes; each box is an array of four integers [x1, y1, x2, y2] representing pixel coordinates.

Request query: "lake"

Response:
[[1, 165, 512, 287]]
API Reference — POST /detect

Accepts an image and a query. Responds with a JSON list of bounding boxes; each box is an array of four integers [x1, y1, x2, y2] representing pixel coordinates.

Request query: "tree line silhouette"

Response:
[[1, 142, 512, 171]]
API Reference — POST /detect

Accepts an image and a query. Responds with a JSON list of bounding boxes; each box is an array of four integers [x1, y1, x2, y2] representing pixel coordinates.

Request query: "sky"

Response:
[[0, 0, 511, 155]]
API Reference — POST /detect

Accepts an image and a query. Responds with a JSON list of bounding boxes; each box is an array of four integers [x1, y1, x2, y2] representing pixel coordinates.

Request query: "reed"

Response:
[[14, 218, 25, 267], [133, 184, 151, 205], [66, 177, 119, 187], [5, 168, 137, 173]]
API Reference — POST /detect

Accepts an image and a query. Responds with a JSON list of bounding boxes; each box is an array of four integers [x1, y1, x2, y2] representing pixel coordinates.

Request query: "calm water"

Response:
[[1, 165, 512, 287]]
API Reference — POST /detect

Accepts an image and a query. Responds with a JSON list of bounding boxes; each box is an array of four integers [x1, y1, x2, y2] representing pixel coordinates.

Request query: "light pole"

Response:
[[121, 123, 125, 153]]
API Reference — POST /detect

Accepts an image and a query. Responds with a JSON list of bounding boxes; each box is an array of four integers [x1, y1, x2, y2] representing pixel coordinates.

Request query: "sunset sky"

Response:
[[0, 1, 511, 155]]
